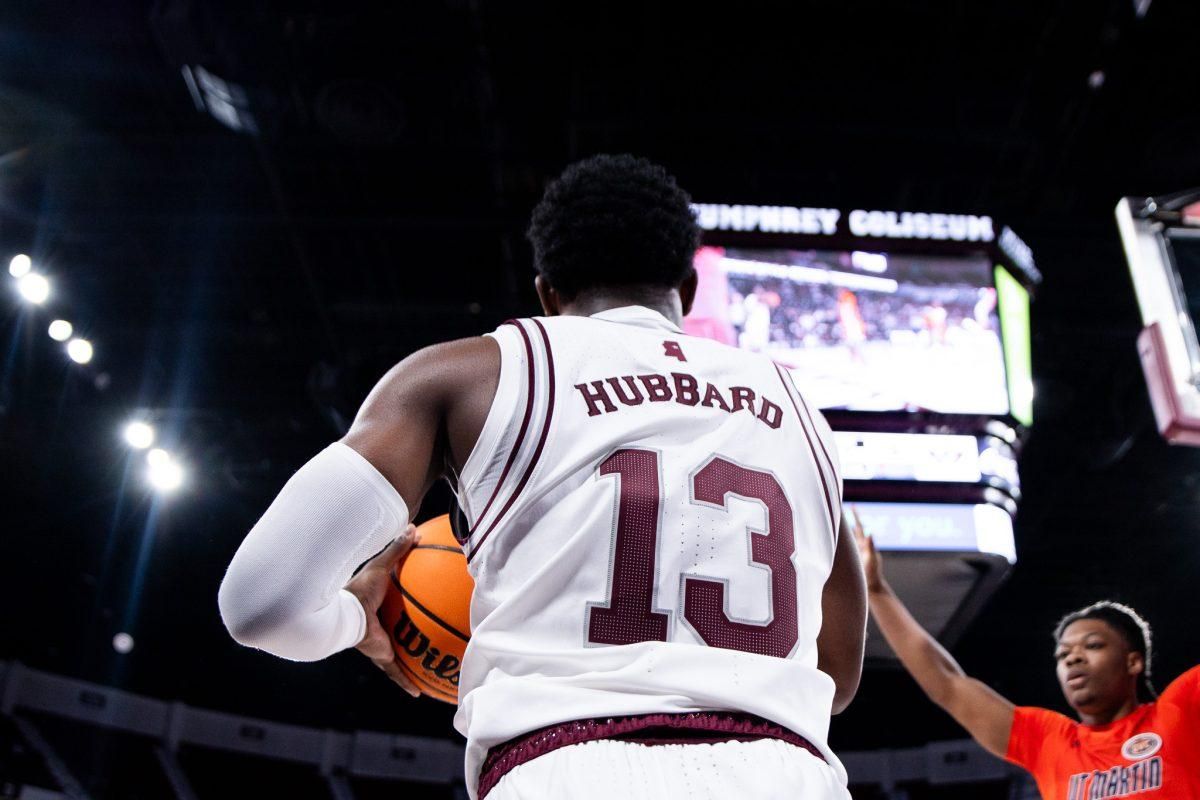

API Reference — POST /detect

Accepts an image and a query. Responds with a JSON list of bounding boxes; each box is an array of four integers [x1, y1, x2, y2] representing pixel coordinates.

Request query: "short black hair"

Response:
[[1054, 601, 1157, 702], [527, 154, 700, 300]]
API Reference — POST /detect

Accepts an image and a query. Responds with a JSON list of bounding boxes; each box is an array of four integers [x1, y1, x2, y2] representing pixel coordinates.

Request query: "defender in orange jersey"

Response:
[[855, 516, 1199, 799]]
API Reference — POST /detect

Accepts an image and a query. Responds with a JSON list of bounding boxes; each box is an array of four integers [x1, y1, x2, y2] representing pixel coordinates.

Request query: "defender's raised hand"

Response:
[[850, 507, 886, 594]]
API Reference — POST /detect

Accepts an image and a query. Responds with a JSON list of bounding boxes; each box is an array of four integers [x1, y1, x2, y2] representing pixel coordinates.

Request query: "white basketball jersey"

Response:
[[452, 306, 845, 796]]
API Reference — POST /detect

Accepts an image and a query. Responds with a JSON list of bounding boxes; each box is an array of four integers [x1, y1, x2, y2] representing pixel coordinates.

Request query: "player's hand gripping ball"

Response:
[[377, 515, 473, 704]]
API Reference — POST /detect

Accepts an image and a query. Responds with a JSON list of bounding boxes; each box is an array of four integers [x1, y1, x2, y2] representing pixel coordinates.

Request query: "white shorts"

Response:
[[486, 738, 851, 800]]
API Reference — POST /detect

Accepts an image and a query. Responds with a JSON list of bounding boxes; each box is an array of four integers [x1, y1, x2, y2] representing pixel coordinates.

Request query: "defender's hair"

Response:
[[527, 154, 700, 300], [1054, 601, 1157, 702]]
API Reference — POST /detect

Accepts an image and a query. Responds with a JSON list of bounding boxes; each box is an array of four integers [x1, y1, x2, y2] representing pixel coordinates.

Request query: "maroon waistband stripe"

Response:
[[478, 711, 826, 798]]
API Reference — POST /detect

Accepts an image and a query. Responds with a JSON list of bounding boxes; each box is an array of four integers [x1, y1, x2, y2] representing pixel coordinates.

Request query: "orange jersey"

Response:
[[1006, 666, 1200, 799], [837, 292, 866, 342]]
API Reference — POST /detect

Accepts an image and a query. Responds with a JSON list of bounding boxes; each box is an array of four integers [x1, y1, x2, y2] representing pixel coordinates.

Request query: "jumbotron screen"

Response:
[[684, 246, 1011, 416]]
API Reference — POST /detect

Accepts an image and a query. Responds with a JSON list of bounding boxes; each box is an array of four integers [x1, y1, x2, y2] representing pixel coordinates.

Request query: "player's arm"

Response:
[[817, 511, 868, 714], [853, 513, 1014, 758], [218, 338, 497, 671]]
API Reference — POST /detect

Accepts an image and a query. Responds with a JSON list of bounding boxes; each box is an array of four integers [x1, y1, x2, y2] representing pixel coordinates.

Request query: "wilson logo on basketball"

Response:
[[391, 609, 462, 685], [377, 515, 473, 704], [1121, 732, 1162, 761]]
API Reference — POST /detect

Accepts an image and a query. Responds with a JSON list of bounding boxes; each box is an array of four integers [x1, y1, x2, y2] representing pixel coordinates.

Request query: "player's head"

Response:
[[1052, 601, 1156, 715], [527, 154, 700, 314]]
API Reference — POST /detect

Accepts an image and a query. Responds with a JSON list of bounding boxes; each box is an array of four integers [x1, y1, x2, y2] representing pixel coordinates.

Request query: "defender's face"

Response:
[[1054, 619, 1138, 714]]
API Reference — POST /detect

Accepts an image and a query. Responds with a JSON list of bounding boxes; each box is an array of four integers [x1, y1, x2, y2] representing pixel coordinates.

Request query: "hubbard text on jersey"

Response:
[[574, 371, 783, 430]]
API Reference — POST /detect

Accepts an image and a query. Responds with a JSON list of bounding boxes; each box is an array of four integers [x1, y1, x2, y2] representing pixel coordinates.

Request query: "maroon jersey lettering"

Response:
[[685, 457, 799, 658], [586, 449, 800, 659], [701, 382, 731, 412], [575, 381, 616, 416], [757, 397, 783, 429], [605, 376, 645, 406], [587, 450, 670, 645], [663, 340, 687, 361], [638, 374, 673, 402], [672, 373, 700, 406], [729, 386, 756, 413]]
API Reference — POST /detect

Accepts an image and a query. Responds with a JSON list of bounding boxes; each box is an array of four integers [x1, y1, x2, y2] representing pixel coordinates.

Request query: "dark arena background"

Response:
[[2, 2, 1199, 798]]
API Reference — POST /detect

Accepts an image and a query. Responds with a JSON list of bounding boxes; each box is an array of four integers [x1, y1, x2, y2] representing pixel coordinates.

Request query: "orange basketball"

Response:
[[378, 514, 473, 704]]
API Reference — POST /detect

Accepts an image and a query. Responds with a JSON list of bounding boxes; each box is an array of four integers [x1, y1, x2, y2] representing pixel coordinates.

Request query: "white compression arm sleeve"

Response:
[[218, 442, 410, 661]]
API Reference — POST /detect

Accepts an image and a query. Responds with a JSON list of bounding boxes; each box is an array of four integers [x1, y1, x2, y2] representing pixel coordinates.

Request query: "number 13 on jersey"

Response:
[[586, 448, 800, 659]]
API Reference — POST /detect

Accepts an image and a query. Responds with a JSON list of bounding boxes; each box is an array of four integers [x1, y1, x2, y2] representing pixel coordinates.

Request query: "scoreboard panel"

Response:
[[686, 202, 1036, 659]]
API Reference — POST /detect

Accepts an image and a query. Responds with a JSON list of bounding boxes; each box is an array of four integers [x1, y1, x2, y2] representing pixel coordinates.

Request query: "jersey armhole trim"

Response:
[[790, 373, 843, 533], [773, 363, 838, 546], [795, 388, 842, 505], [460, 321, 536, 534], [466, 319, 557, 563], [792, 370, 843, 538]]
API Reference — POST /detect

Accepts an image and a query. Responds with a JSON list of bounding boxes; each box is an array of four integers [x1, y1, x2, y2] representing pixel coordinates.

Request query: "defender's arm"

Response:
[[855, 520, 1014, 757]]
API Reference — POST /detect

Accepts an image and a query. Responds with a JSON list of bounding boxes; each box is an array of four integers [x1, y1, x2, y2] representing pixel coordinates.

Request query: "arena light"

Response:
[[149, 460, 183, 490], [123, 421, 156, 450], [66, 338, 94, 364], [48, 319, 73, 341], [147, 452, 185, 493], [9, 254, 31, 278], [17, 272, 50, 304]]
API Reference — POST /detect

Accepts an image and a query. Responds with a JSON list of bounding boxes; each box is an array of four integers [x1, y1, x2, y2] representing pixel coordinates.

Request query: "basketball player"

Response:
[[835, 289, 866, 365], [219, 155, 867, 798], [854, 516, 1199, 798]]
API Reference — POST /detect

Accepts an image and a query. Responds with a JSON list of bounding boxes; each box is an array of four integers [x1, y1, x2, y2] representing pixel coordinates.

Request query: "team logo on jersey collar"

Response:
[[1121, 732, 1162, 761]]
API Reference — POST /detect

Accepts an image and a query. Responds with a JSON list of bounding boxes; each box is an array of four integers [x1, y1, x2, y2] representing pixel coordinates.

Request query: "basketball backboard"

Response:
[[1117, 194, 1200, 446]]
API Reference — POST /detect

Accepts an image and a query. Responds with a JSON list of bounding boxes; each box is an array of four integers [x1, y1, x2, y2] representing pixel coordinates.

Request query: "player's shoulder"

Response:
[[513, 312, 776, 372], [407, 335, 499, 368], [380, 336, 499, 400], [522, 313, 645, 332], [1158, 664, 1200, 707], [1005, 706, 1078, 771], [494, 314, 604, 344], [1017, 710, 1075, 734], [518, 312, 716, 348], [1012, 705, 1077, 738]]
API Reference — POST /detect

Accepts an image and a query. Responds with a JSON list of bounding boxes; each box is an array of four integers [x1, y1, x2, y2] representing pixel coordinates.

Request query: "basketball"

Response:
[[378, 514, 473, 704]]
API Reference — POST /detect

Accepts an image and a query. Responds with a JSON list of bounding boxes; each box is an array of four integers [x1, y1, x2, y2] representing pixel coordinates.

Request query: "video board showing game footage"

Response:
[[684, 246, 1010, 416]]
